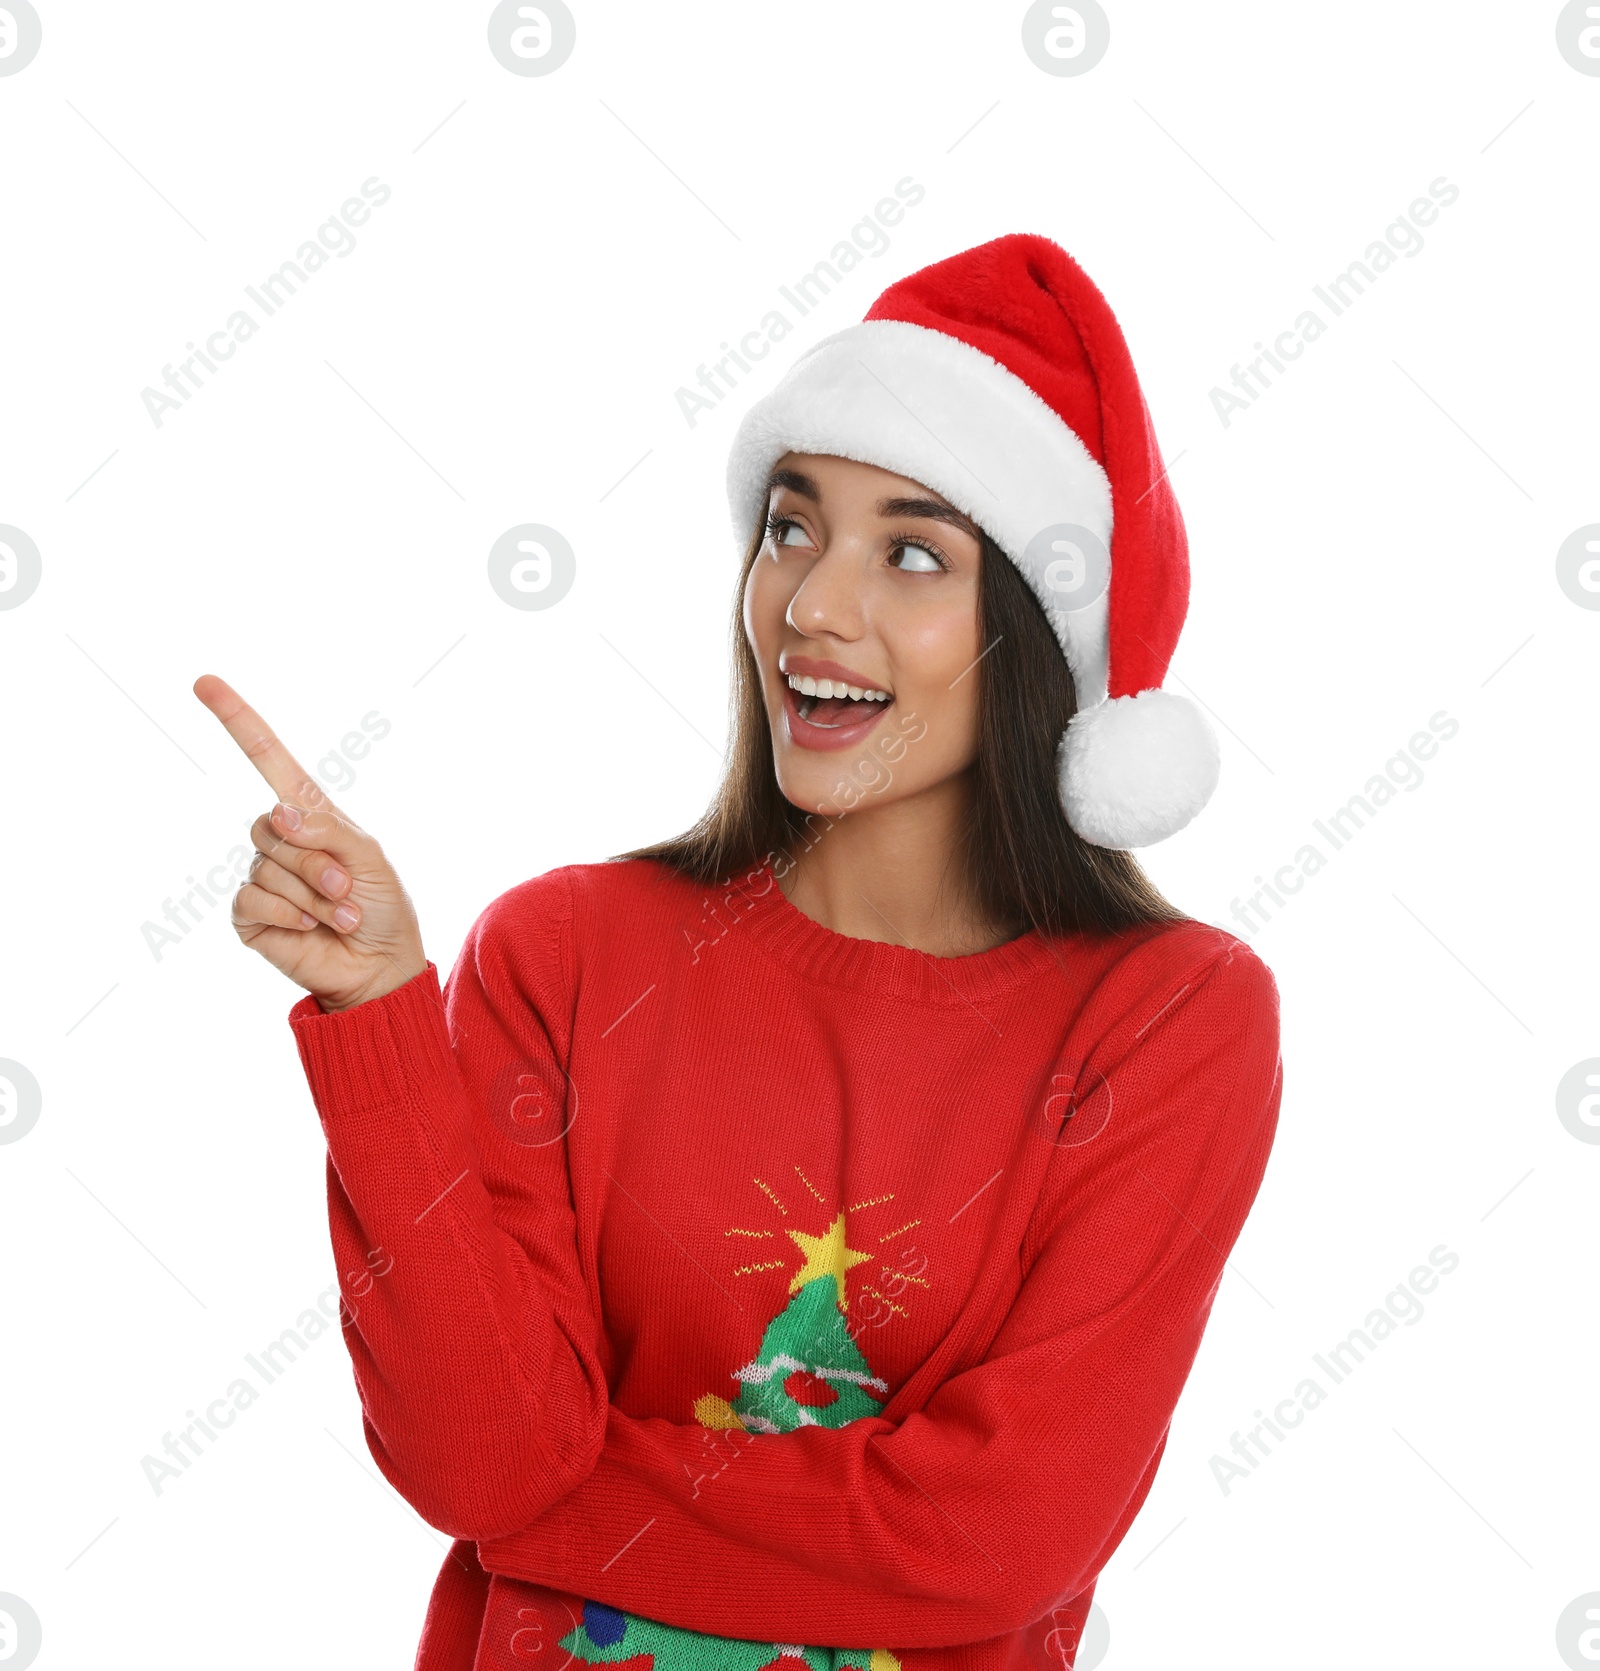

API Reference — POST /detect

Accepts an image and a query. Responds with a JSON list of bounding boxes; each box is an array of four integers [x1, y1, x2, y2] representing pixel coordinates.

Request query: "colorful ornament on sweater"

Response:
[[558, 1598, 900, 1670]]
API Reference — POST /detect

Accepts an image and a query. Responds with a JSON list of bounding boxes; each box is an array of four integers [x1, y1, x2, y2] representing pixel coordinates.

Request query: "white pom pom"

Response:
[[1057, 687, 1221, 849]]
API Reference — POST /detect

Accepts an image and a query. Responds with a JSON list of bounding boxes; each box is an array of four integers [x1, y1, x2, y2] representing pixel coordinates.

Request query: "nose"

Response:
[[785, 543, 866, 643]]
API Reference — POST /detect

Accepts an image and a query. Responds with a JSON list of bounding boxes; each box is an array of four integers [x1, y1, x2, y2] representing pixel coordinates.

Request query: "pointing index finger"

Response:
[[193, 673, 330, 811]]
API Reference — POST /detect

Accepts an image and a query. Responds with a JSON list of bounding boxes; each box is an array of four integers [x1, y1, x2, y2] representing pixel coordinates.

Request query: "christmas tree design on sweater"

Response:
[[694, 1217, 889, 1435], [560, 1193, 906, 1671], [558, 1599, 898, 1671]]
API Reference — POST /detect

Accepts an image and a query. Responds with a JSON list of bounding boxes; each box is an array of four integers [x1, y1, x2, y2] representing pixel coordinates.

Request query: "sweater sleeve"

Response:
[[286, 868, 609, 1541], [480, 940, 1283, 1649]]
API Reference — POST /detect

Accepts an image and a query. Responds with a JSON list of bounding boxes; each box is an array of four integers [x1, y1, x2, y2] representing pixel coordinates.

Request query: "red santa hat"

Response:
[[725, 232, 1219, 850]]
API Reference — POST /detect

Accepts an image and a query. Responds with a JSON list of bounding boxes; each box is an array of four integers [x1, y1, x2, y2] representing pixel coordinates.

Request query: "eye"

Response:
[[888, 541, 944, 573], [766, 514, 814, 550]]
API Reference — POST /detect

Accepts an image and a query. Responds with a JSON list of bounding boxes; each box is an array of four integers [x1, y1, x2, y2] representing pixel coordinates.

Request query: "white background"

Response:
[[2, 2, 1596, 1667]]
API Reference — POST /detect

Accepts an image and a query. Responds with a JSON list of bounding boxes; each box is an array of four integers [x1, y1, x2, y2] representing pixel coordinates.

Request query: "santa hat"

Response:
[[724, 232, 1219, 850]]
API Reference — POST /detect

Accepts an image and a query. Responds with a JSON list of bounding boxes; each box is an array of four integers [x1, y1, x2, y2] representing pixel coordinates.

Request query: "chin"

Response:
[[774, 763, 858, 819], [776, 751, 930, 821]]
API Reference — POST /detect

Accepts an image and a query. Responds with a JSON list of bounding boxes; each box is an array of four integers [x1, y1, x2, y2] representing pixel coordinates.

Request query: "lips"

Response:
[[781, 656, 888, 694]]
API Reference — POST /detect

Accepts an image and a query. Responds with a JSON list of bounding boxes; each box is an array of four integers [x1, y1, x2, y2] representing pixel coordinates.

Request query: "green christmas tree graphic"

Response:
[[557, 1599, 896, 1670], [697, 1209, 889, 1435], [560, 1212, 901, 1669], [708, 1270, 889, 1433]]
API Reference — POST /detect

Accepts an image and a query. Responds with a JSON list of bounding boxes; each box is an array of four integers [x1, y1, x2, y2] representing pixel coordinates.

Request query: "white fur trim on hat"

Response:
[[726, 318, 1116, 710], [1057, 688, 1221, 849]]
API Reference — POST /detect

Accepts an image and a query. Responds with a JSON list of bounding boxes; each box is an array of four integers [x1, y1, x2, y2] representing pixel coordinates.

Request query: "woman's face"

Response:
[[742, 452, 984, 819]]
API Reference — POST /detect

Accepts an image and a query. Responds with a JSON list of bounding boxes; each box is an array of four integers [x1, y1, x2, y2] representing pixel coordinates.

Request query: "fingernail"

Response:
[[300, 911, 317, 928], [334, 905, 359, 930], [275, 803, 302, 830], [321, 867, 346, 896]]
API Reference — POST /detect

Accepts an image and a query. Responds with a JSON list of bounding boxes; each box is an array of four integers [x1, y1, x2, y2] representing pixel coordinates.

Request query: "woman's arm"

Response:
[[290, 869, 610, 1542], [479, 945, 1283, 1649], [194, 676, 603, 1537]]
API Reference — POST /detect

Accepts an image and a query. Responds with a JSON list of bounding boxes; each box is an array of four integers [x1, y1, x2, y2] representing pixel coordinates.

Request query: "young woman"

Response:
[[196, 234, 1282, 1671]]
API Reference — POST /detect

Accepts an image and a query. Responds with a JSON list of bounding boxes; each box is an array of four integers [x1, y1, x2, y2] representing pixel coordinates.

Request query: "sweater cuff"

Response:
[[288, 960, 461, 1119]]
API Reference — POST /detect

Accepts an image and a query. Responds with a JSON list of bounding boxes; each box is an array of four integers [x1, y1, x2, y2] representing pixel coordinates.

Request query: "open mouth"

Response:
[[783, 671, 894, 750], [788, 672, 892, 725]]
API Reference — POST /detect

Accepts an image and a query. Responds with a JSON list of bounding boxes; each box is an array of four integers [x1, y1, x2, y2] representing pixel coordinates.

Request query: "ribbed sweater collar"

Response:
[[731, 859, 1070, 1005]]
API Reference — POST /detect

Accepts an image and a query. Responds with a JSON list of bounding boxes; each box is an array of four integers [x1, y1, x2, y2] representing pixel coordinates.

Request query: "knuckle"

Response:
[[308, 806, 353, 848], [250, 851, 286, 890], [259, 830, 315, 881]]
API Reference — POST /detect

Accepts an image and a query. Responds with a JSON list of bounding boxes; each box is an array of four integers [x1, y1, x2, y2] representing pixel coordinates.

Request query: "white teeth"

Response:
[[784, 672, 893, 702]]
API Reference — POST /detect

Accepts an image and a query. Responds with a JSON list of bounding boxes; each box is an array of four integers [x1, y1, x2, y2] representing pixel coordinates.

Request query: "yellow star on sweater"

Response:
[[787, 1213, 872, 1309]]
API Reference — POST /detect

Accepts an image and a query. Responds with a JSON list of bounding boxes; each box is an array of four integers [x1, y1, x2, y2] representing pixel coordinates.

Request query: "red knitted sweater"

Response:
[[287, 856, 1282, 1670]]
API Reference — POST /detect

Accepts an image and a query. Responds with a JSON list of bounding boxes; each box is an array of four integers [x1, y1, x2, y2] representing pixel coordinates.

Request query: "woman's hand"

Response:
[[193, 674, 427, 1012]]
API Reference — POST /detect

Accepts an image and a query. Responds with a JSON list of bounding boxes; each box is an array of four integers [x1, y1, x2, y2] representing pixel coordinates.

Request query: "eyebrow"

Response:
[[763, 472, 978, 538], [766, 468, 820, 500], [874, 495, 978, 537]]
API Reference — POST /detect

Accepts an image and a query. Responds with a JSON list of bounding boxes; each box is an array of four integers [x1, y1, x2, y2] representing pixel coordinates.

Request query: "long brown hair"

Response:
[[616, 515, 1185, 939]]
